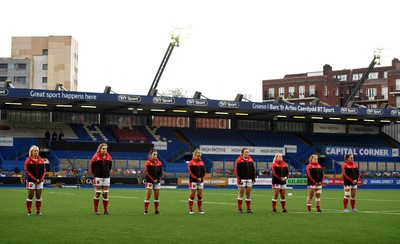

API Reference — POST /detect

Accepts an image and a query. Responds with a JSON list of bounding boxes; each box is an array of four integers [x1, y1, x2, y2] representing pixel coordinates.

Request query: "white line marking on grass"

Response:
[[320, 197, 400, 203], [9, 189, 26, 192], [46, 191, 74, 195], [179, 200, 235, 205], [374, 210, 400, 213], [111, 196, 138, 199], [283, 211, 326, 214], [355, 210, 400, 216], [359, 198, 400, 202], [204, 192, 270, 198], [203, 201, 236, 206], [316, 209, 400, 216]]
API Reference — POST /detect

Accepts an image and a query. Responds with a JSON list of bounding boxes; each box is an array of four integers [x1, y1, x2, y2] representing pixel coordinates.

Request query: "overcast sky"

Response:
[[1, 0, 399, 102]]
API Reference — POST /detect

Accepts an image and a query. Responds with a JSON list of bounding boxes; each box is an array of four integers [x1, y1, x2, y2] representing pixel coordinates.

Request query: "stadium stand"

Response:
[[1, 121, 400, 180], [302, 133, 390, 148], [179, 128, 252, 147], [155, 127, 181, 142], [68, 124, 116, 142], [108, 125, 157, 143]]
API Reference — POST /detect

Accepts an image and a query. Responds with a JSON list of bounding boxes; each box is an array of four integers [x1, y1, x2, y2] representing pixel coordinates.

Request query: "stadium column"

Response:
[[231, 119, 237, 131], [100, 113, 106, 126]]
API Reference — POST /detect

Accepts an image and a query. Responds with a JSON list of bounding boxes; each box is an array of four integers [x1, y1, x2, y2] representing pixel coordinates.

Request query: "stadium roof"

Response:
[[0, 88, 399, 125]]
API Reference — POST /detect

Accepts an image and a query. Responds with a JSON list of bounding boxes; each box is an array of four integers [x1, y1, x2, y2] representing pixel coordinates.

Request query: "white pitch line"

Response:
[[179, 200, 235, 205], [8, 189, 26, 192], [372, 210, 400, 213], [46, 191, 74, 195], [177, 200, 400, 215], [204, 192, 269, 198], [247, 209, 400, 216], [353, 210, 400, 215], [110, 195, 139, 199], [320, 197, 400, 203], [310, 208, 400, 216]]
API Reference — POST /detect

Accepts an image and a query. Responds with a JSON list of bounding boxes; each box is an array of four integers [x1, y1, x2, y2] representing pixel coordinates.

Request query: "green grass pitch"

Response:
[[0, 187, 399, 244]]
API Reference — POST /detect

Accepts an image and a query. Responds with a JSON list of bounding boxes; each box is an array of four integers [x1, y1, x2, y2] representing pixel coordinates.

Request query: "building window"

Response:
[[382, 87, 388, 99], [42, 77, 48, 83], [0, 76, 7, 81], [288, 87, 295, 98], [324, 85, 328, 96], [0, 63, 7, 70], [42, 64, 48, 70], [366, 88, 377, 100], [278, 87, 285, 98], [352, 73, 363, 81], [368, 72, 378, 79], [335, 87, 339, 96], [268, 88, 275, 99], [337, 74, 347, 81], [396, 79, 400, 91], [309, 85, 315, 96], [384, 71, 388, 78], [43, 49, 48, 55], [14, 76, 26, 82], [15, 63, 27, 70], [299, 86, 305, 99], [14, 76, 26, 87]]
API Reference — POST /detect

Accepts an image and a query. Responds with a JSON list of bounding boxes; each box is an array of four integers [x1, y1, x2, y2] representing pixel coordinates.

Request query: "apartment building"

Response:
[[263, 58, 400, 108], [0, 58, 30, 88], [5, 36, 79, 91]]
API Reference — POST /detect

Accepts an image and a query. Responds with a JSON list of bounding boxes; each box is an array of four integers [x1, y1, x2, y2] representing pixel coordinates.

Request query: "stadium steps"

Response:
[[174, 130, 194, 152], [380, 132, 400, 148], [145, 125, 160, 141], [84, 124, 108, 142], [296, 134, 313, 146], [5, 138, 38, 160], [236, 131, 255, 146]]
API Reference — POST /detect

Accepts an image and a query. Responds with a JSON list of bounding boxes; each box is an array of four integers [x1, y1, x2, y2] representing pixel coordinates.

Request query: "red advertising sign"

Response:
[[152, 116, 189, 128], [196, 118, 229, 129], [324, 178, 362, 185]]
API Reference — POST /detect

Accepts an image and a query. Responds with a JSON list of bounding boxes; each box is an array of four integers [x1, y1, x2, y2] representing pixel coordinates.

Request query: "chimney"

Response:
[[323, 64, 333, 78], [392, 58, 400, 69]]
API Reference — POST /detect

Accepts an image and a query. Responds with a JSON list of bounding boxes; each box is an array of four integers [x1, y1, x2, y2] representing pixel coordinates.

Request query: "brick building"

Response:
[[262, 58, 400, 108]]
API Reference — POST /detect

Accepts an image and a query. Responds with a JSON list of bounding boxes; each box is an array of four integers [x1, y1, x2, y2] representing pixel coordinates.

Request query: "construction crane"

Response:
[[147, 34, 180, 96], [344, 51, 381, 107]]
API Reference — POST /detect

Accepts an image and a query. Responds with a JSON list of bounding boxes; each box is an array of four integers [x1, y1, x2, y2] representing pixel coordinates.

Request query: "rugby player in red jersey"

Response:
[[187, 149, 206, 214], [24, 145, 46, 216], [306, 154, 324, 212], [235, 148, 256, 213], [342, 153, 360, 212], [271, 153, 289, 213], [90, 143, 113, 215], [144, 149, 163, 215]]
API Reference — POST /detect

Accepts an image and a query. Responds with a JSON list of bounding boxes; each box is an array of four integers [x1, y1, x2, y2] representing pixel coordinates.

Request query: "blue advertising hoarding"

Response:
[[1, 88, 400, 118]]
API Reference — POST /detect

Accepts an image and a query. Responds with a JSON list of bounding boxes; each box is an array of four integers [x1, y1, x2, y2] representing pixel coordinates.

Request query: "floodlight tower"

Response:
[[344, 49, 382, 107], [147, 34, 180, 96]]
